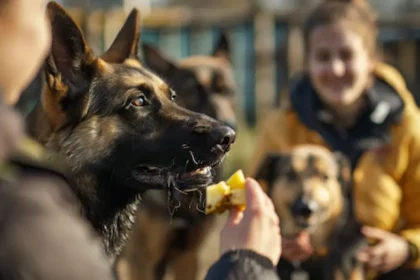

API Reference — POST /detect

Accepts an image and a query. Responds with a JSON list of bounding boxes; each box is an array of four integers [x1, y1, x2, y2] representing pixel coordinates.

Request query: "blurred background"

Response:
[[17, 0, 420, 176], [13, 1, 420, 279]]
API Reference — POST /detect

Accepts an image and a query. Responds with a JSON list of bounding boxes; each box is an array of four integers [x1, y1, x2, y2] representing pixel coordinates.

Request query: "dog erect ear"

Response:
[[142, 44, 177, 76], [43, 2, 95, 130], [45, 2, 94, 87], [333, 152, 352, 194], [213, 32, 230, 62], [101, 8, 141, 63]]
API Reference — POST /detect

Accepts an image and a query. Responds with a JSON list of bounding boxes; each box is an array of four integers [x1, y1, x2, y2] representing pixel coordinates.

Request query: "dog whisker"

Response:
[[182, 144, 191, 150], [196, 202, 205, 214], [196, 189, 205, 210], [188, 150, 199, 165], [174, 185, 188, 196], [167, 192, 181, 223], [189, 192, 195, 209], [167, 185, 173, 203]]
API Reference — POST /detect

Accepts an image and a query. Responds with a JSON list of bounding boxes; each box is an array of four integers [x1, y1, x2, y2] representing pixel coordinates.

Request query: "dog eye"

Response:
[[131, 96, 148, 107], [321, 174, 329, 181]]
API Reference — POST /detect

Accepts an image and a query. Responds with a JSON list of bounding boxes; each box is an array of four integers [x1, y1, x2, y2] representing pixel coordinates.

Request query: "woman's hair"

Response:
[[303, 0, 378, 57]]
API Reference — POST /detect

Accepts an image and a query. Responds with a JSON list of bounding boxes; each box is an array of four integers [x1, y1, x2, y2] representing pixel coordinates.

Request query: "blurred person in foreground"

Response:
[[0, 0, 281, 279], [249, 0, 420, 279]]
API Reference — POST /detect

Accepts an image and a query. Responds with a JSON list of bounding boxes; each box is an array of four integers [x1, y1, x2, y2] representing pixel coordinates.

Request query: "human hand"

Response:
[[219, 178, 281, 265], [357, 226, 410, 273]]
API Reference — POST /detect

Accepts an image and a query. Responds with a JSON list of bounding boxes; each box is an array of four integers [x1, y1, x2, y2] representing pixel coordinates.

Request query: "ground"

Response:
[[163, 214, 228, 280]]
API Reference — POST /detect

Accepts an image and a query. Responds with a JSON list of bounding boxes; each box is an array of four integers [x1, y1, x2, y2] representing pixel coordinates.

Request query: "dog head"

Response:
[[141, 34, 237, 130], [28, 3, 235, 193], [255, 145, 351, 237]]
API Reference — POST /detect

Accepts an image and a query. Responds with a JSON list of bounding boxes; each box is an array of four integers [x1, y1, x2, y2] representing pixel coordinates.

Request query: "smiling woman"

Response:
[[249, 0, 420, 279]]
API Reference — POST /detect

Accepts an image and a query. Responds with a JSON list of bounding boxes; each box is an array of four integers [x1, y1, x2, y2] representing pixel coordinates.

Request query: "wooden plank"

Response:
[[67, 7, 86, 30], [142, 7, 193, 28], [274, 21, 289, 108], [254, 12, 276, 122], [287, 25, 304, 79], [86, 9, 105, 55], [414, 40, 420, 104], [103, 8, 127, 51], [397, 40, 416, 87], [381, 41, 400, 70]]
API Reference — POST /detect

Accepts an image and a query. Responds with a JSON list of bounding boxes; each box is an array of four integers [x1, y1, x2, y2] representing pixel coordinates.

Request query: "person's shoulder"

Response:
[[5, 137, 70, 184], [374, 62, 407, 90], [374, 62, 420, 123]]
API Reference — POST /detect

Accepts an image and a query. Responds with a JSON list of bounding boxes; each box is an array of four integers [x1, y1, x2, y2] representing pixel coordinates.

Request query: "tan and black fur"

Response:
[[142, 34, 237, 131], [26, 2, 235, 264], [255, 145, 366, 280], [117, 34, 238, 280]]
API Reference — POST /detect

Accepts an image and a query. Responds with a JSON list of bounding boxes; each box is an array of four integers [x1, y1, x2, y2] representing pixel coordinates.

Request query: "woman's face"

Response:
[[308, 22, 374, 109]]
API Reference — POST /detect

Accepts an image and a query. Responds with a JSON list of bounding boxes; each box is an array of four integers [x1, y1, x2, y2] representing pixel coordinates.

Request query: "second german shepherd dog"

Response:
[[26, 2, 235, 263]]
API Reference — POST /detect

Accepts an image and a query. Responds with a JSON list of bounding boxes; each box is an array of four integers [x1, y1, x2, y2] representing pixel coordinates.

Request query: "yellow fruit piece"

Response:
[[226, 169, 246, 189], [205, 181, 230, 214], [205, 170, 247, 215]]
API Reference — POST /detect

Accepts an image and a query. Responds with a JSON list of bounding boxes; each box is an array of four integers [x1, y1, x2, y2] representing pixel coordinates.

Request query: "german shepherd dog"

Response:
[[117, 34, 237, 280], [255, 145, 366, 280], [142, 33, 237, 130], [26, 2, 235, 265]]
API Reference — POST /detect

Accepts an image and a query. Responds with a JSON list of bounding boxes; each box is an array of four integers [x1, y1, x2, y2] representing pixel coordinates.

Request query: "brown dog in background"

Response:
[[255, 145, 366, 280], [117, 34, 238, 280]]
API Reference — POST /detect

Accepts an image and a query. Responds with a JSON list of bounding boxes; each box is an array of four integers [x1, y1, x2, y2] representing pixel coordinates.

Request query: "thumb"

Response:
[[244, 177, 265, 211]]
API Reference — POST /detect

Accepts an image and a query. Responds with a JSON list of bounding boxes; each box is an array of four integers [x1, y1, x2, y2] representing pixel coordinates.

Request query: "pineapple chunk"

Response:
[[205, 170, 247, 214], [205, 181, 230, 214], [226, 169, 246, 190], [229, 188, 246, 212]]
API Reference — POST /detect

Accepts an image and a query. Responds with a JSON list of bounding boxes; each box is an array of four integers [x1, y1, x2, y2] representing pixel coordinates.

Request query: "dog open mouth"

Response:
[[295, 216, 312, 229], [131, 157, 224, 192]]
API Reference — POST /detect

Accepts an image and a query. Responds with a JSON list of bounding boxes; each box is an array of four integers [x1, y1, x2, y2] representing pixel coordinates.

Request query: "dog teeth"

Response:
[[197, 167, 210, 174], [188, 167, 210, 176], [145, 166, 160, 172]]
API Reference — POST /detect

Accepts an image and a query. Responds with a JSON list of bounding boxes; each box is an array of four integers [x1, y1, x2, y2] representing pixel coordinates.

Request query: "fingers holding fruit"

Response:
[[205, 169, 247, 215]]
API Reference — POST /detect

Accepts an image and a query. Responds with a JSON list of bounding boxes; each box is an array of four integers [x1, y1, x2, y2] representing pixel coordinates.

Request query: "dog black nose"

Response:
[[211, 124, 236, 152], [222, 120, 237, 131], [291, 199, 318, 218]]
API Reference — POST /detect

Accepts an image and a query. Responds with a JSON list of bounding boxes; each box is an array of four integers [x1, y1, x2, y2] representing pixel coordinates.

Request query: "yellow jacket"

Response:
[[249, 62, 420, 267]]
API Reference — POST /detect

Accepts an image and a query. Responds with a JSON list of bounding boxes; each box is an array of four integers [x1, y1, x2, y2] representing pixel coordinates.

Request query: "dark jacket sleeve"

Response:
[[205, 249, 280, 280], [0, 174, 116, 280]]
